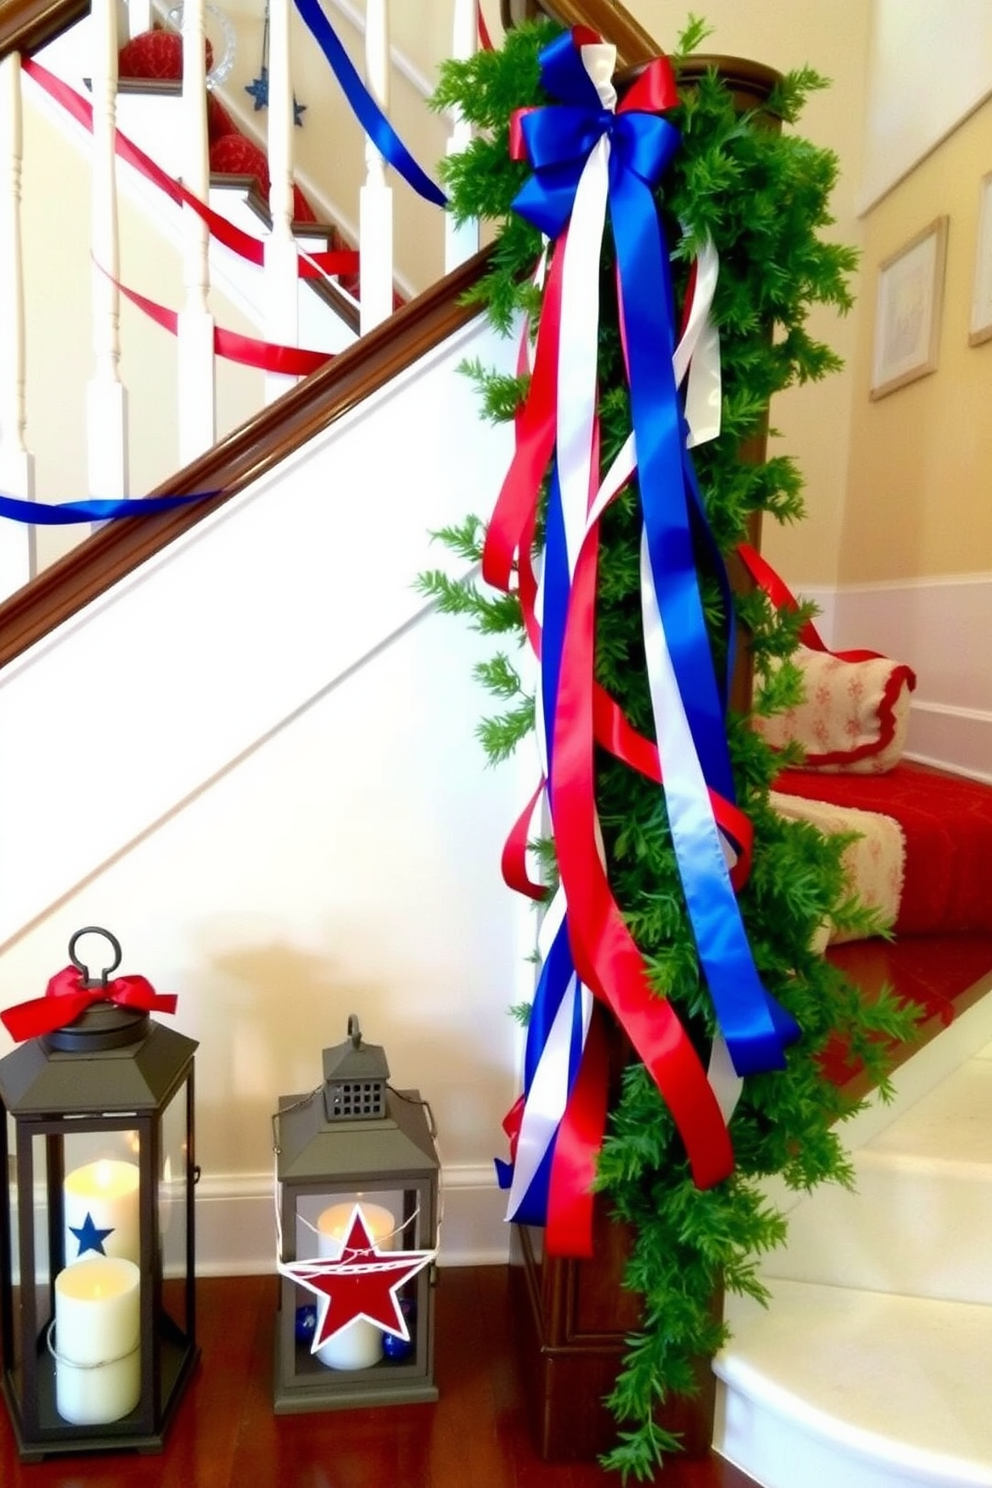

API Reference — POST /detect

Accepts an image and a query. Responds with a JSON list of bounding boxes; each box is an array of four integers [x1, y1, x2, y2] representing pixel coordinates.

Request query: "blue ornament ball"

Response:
[[295, 1304, 317, 1345], [382, 1330, 413, 1362]]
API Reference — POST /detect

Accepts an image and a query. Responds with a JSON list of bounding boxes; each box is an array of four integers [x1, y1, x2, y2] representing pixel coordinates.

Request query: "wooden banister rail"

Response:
[[0, 0, 90, 58], [500, 0, 657, 69]]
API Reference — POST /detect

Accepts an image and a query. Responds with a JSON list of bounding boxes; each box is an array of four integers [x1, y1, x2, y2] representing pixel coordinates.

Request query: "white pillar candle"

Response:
[[314, 1201, 395, 1371], [54, 1256, 141, 1425], [64, 1159, 140, 1267]]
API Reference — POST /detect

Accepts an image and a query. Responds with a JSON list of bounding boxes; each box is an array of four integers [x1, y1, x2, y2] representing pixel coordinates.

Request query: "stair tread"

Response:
[[719, 1280, 992, 1480], [866, 1047, 992, 1165]]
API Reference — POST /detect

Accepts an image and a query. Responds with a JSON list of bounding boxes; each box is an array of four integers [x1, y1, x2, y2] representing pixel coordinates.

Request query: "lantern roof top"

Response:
[[276, 1086, 438, 1185], [321, 1016, 390, 1086], [0, 1021, 198, 1116]]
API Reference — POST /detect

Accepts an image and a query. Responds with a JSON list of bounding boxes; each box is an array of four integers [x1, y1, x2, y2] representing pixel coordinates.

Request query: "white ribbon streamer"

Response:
[[639, 531, 744, 1116]]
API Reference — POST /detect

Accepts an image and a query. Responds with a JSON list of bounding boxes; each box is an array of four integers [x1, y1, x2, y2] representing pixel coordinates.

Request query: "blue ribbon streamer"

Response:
[[0, 492, 216, 525], [512, 33, 799, 1076], [292, 0, 447, 208], [497, 916, 579, 1223]]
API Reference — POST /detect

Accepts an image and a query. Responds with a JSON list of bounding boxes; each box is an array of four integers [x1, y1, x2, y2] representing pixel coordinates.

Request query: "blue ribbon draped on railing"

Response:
[[292, 0, 447, 208], [0, 492, 216, 525]]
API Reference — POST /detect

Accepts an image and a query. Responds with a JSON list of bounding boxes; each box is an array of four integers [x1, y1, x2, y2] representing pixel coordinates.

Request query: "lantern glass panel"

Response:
[[61, 1129, 142, 1270], [159, 1081, 192, 1349], [3, 1112, 22, 1383], [289, 1188, 402, 1376]]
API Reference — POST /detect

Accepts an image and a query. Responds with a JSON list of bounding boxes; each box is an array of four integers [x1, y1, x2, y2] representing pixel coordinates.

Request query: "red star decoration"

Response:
[[281, 1205, 435, 1353]]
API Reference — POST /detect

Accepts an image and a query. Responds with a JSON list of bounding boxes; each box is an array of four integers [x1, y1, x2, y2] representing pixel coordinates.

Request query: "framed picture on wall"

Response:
[[870, 216, 948, 399], [969, 172, 992, 346]]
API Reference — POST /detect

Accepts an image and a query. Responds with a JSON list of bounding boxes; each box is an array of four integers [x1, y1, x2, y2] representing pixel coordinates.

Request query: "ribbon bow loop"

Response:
[[1, 964, 179, 1043], [509, 33, 680, 243], [609, 111, 680, 189]]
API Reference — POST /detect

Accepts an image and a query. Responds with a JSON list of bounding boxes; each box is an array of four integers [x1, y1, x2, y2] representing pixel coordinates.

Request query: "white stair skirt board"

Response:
[[714, 997, 992, 1488]]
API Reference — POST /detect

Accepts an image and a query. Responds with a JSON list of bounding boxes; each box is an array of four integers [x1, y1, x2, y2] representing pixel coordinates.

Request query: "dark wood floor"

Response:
[[0, 1268, 758, 1487]]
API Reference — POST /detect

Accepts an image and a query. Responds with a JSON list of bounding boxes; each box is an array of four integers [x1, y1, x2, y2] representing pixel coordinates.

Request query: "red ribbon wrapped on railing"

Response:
[[1, 964, 178, 1043], [23, 59, 359, 284]]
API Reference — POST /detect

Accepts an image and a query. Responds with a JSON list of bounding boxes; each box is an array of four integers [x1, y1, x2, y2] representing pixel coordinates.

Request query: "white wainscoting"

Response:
[[194, 1163, 510, 1276], [794, 573, 992, 783]]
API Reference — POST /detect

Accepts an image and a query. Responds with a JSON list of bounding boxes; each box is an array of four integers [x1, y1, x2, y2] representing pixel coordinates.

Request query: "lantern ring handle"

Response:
[[68, 925, 123, 988]]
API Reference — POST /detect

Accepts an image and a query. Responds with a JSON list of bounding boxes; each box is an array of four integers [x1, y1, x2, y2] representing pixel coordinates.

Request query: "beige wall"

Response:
[[623, 1, 872, 586], [841, 97, 992, 583]]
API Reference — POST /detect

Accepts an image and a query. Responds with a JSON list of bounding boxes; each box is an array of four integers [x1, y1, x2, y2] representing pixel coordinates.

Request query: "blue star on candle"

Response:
[[69, 1211, 115, 1258]]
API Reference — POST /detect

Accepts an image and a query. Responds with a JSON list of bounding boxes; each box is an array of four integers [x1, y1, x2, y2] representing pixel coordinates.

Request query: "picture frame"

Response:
[[870, 216, 948, 399], [969, 171, 992, 347]]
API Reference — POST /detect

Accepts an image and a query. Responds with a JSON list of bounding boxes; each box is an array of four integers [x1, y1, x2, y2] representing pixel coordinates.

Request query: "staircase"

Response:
[[2, 0, 992, 1481], [715, 973, 992, 1488]]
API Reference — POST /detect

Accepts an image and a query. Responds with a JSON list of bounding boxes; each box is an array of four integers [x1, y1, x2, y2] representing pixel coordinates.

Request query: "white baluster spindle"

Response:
[[265, 0, 299, 404], [87, 0, 129, 510], [178, 0, 217, 462], [0, 52, 35, 595], [359, 0, 393, 334], [125, 0, 155, 41], [444, 0, 480, 273]]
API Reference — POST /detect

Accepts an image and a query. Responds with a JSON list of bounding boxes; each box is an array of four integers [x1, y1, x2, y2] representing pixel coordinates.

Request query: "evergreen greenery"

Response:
[[422, 17, 918, 1480]]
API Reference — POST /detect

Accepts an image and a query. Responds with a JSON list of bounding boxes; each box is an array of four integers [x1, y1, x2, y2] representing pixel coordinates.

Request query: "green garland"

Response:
[[421, 18, 917, 1481]]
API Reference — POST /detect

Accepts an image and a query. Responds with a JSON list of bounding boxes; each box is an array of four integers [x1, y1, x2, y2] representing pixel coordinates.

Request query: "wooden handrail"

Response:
[[0, 0, 90, 58], [500, 0, 657, 68], [0, 246, 494, 672]]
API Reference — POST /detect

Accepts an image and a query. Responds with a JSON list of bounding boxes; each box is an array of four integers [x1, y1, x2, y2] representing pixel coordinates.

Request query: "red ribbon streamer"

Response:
[[23, 58, 359, 282], [737, 541, 911, 667], [114, 273, 334, 377], [549, 495, 733, 1199], [1, 965, 178, 1043], [476, 1, 494, 53]]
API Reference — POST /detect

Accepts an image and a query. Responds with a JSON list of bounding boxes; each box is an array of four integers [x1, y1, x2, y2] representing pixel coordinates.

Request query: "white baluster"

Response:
[[265, 0, 299, 404], [0, 52, 36, 595], [87, 0, 129, 510], [359, 0, 393, 334], [444, 0, 480, 273], [178, 0, 216, 462], [125, 0, 154, 41]]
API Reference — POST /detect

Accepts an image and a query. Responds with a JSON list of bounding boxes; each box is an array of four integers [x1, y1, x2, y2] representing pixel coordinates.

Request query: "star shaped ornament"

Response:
[[69, 1210, 115, 1258], [279, 1205, 435, 1354]]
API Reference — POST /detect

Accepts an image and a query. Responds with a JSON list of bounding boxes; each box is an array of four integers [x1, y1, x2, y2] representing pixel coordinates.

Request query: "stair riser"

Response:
[[762, 1154, 992, 1303], [715, 1374, 992, 1488]]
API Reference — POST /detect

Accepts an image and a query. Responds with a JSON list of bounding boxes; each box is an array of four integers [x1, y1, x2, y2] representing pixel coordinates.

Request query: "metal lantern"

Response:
[[273, 1015, 440, 1413], [0, 928, 198, 1460]]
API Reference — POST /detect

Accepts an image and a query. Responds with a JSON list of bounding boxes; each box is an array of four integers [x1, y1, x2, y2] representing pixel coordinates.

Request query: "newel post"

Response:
[[506, 52, 785, 1465]]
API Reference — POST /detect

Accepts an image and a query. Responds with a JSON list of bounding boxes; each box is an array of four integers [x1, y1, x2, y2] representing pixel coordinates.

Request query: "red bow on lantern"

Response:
[[1, 964, 178, 1043]]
